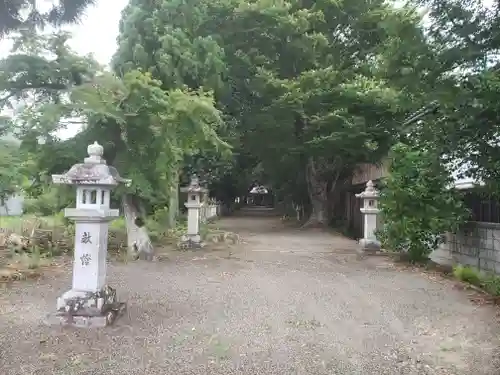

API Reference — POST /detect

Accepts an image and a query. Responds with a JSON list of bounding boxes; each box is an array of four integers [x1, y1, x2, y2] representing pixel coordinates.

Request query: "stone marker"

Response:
[[46, 141, 131, 328], [179, 175, 207, 249], [355, 180, 381, 254]]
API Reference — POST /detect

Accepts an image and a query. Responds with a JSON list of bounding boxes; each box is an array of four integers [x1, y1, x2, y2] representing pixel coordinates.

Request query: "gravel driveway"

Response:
[[1, 209, 499, 374]]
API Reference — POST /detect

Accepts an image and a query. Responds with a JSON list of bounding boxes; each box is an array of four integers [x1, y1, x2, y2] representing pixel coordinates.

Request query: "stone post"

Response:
[[47, 141, 131, 328], [355, 180, 381, 254], [179, 175, 207, 248]]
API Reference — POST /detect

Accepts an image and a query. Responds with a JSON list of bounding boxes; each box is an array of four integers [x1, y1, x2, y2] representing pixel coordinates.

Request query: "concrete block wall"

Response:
[[437, 222, 500, 274]]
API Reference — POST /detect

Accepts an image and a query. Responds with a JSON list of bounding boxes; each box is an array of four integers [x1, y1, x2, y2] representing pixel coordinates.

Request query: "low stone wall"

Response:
[[437, 222, 500, 274], [200, 202, 222, 223]]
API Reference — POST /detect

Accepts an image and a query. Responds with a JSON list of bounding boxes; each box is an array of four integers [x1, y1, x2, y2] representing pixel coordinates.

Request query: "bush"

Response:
[[23, 186, 72, 216], [483, 276, 500, 296], [378, 143, 468, 262]]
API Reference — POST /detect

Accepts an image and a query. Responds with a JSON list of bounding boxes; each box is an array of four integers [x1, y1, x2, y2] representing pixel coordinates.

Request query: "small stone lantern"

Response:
[[47, 141, 131, 328], [355, 180, 381, 254], [179, 175, 207, 248]]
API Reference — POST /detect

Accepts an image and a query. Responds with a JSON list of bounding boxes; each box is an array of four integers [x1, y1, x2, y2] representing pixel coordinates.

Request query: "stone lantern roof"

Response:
[[52, 141, 131, 187], [355, 180, 379, 199], [180, 175, 207, 194]]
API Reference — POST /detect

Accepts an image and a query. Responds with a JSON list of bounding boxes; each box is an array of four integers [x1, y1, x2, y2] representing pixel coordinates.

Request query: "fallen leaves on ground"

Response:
[[390, 259, 500, 308], [0, 255, 67, 284]]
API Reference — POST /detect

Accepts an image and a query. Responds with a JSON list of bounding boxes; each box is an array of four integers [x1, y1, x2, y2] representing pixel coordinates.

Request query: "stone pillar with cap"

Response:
[[355, 180, 381, 254], [179, 175, 207, 249], [47, 141, 131, 328]]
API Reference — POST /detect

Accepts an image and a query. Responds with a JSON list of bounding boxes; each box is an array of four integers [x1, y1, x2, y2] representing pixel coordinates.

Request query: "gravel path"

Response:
[[1, 209, 499, 374]]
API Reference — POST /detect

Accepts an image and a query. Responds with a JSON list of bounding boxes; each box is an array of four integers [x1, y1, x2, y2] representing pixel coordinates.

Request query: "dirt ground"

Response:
[[1, 208, 499, 375]]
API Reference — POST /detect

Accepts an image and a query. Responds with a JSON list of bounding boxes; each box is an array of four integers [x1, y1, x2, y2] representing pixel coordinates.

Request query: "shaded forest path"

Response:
[[1, 207, 499, 374]]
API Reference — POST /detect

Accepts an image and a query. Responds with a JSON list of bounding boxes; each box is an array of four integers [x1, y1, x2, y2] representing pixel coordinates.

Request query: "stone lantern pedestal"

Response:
[[46, 141, 131, 328], [179, 175, 207, 249], [355, 180, 381, 254]]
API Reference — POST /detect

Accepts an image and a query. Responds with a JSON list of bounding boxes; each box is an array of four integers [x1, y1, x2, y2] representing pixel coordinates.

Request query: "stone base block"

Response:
[[46, 302, 126, 328], [46, 286, 126, 328], [358, 238, 381, 255], [177, 234, 205, 250]]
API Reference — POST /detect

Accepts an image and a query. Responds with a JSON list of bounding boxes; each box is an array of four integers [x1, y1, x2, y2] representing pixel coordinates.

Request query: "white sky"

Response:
[[64, 0, 129, 67], [0, 0, 128, 66]]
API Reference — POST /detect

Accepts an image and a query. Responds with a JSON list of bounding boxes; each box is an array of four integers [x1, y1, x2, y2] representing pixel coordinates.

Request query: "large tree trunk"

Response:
[[303, 158, 329, 228], [167, 178, 179, 228], [122, 194, 154, 260]]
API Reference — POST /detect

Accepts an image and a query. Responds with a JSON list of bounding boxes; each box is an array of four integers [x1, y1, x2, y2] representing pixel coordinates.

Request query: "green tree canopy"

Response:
[[3, 0, 500, 241]]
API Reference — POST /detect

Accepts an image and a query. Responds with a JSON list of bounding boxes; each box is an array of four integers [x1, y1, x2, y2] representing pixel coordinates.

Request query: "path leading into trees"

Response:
[[1, 208, 500, 375]]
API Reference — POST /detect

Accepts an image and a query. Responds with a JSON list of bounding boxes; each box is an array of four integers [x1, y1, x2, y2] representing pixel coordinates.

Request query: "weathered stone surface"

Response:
[[177, 235, 205, 250], [356, 180, 381, 256], [179, 175, 206, 250], [46, 302, 126, 328], [179, 174, 207, 195], [359, 238, 381, 251], [47, 286, 126, 328], [52, 141, 131, 187], [48, 141, 130, 328]]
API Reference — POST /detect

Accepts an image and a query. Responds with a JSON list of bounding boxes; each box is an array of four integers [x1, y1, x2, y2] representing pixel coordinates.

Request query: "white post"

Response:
[[47, 141, 131, 328], [186, 194, 202, 237], [355, 180, 381, 254]]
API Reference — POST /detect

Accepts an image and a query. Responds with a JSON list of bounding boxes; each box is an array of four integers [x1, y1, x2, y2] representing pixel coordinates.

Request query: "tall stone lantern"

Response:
[[355, 180, 381, 254], [179, 175, 207, 248], [47, 141, 131, 328]]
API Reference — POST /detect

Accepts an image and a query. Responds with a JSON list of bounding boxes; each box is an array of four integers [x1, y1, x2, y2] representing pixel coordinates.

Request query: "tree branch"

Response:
[[1, 82, 68, 105]]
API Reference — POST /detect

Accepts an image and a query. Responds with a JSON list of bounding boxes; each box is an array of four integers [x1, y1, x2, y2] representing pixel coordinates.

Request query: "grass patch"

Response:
[[10, 249, 49, 269], [109, 217, 126, 231], [0, 214, 64, 232], [453, 265, 500, 296], [0, 214, 125, 233]]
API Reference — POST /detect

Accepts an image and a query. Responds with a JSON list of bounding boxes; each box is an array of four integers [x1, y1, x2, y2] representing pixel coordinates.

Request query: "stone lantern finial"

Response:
[[190, 174, 200, 188], [356, 180, 378, 199], [84, 141, 105, 164]]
